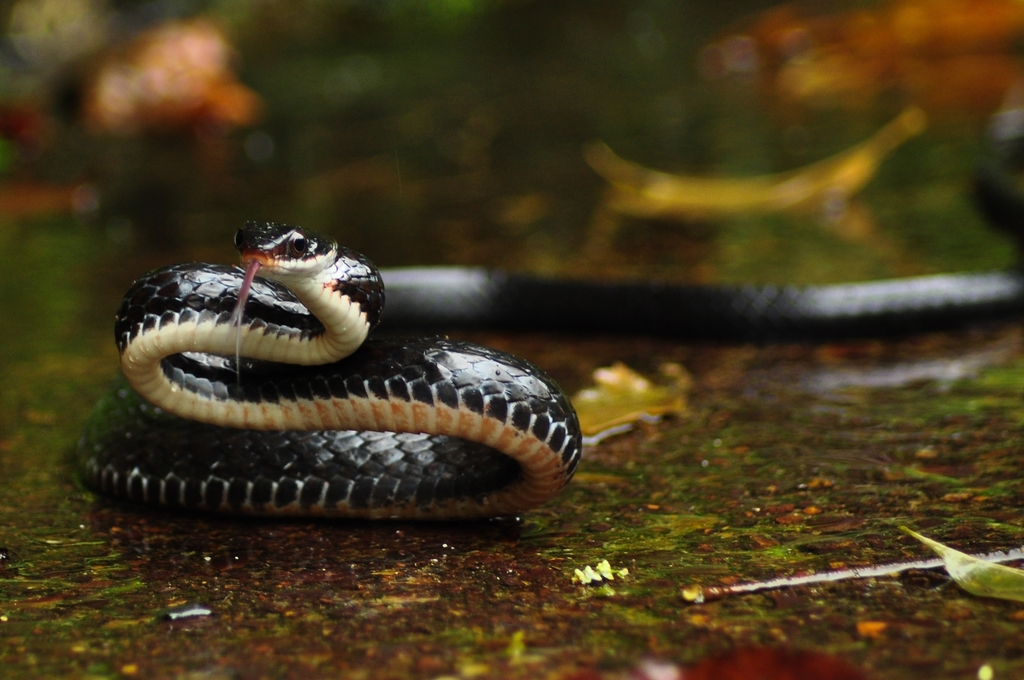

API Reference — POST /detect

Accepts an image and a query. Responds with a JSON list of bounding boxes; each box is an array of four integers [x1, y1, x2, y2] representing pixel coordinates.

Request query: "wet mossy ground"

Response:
[[6, 283, 1024, 678]]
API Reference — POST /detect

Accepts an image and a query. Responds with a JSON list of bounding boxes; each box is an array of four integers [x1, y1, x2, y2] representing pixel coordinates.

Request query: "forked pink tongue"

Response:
[[230, 259, 262, 382], [229, 259, 262, 327]]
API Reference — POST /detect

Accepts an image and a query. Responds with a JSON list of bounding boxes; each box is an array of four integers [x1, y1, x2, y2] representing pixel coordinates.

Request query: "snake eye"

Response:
[[233, 228, 244, 249], [289, 234, 308, 257]]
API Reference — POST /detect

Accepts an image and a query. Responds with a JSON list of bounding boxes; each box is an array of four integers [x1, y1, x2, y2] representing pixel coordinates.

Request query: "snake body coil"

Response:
[[78, 222, 582, 519]]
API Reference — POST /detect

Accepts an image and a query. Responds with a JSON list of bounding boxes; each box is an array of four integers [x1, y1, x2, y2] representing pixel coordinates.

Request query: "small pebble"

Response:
[[162, 603, 213, 621]]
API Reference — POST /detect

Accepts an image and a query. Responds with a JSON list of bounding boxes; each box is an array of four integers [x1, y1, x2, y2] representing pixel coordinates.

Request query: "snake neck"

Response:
[[118, 259, 381, 428], [247, 271, 372, 365]]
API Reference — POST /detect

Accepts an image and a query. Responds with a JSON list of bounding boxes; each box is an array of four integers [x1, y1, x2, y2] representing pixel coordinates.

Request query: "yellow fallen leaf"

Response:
[[572, 362, 690, 440], [505, 630, 526, 661], [902, 527, 1024, 603], [856, 620, 888, 639], [572, 559, 629, 585], [584, 106, 927, 220]]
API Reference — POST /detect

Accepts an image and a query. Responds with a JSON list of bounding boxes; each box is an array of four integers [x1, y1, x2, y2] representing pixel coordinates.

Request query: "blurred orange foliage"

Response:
[[80, 19, 261, 135], [681, 647, 866, 680], [701, 0, 1024, 115]]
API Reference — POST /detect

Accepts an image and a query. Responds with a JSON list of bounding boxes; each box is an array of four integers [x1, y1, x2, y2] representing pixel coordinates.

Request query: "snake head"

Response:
[[234, 221, 337, 278], [234, 220, 385, 330]]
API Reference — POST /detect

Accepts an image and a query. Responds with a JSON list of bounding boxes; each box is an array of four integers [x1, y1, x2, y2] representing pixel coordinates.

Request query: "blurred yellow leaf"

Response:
[[902, 527, 1024, 603], [585, 106, 926, 220], [572, 362, 690, 441]]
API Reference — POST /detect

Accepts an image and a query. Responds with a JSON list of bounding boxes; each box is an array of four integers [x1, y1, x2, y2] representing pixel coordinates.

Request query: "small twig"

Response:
[[683, 547, 1024, 603]]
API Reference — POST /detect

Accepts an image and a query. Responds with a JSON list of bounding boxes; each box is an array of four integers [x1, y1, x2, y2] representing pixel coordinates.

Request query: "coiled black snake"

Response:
[[78, 222, 582, 519], [80, 159, 1024, 518]]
